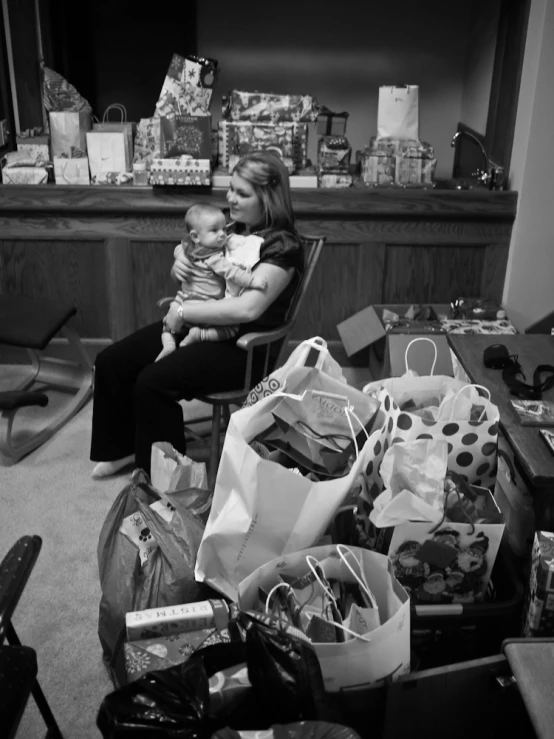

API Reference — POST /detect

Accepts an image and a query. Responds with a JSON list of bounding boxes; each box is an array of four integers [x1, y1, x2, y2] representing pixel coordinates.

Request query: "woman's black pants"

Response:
[[90, 321, 257, 474]]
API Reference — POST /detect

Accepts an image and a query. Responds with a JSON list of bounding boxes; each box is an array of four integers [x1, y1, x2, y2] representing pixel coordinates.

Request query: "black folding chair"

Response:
[[0, 535, 63, 738]]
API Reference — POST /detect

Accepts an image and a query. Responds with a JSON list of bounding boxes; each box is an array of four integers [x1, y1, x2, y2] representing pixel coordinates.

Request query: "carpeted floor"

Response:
[[0, 365, 215, 739], [0, 361, 369, 738]]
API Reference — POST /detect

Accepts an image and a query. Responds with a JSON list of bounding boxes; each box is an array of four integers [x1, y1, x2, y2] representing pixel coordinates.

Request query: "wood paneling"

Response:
[[130, 241, 179, 328], [0, 187, 518, 350], [0, 239, 108, 336], [291, 241, 386, 340]]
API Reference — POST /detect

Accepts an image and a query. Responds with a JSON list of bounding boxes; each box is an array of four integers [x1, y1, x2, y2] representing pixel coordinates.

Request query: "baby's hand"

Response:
[[250, 276, 268, 291], [163, 302, 182, 333]]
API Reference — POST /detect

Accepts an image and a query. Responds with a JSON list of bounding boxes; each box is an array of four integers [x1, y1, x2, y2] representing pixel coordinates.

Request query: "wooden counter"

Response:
[[0, 184, 518, 354]]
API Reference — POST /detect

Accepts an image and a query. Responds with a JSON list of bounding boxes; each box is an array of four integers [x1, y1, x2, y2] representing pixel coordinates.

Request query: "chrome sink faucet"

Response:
[[450, 131, 504, 190]]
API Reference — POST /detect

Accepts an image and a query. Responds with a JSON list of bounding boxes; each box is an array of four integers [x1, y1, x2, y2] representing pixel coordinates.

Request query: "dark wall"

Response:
[[41, 0, 197, 121]]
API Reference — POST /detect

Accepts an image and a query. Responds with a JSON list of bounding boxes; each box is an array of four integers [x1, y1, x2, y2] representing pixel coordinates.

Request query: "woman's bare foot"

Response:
[[92, 455, 135, 479]]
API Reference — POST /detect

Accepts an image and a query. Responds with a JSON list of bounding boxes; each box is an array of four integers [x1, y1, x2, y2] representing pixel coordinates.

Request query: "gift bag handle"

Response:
[[449, 384, 491, 422], [289, 337, 330, 370], [103, 103, 127, 123], [404, 337, 438, 376], [305, 555, 372, 642], [278, 389, 371, 460], [61, 159, 84, 184], [336, 544, 378, 609]]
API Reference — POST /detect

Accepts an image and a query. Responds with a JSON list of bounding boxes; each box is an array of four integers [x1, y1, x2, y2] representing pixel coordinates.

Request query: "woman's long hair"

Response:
[[231, 151, 297, 234]]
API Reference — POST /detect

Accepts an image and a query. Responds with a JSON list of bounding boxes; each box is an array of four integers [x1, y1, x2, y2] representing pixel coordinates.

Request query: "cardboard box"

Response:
[[522, 531, 554, 637], [337, 303, 453, 380], [125, 599, 229, 641]]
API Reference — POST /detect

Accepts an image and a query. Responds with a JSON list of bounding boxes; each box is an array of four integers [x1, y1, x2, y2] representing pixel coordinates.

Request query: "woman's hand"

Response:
[[171, 243, 195, 284]]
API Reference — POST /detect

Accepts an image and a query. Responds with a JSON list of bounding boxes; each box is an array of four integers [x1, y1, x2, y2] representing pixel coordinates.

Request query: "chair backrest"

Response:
[[284, 235, 325, 326], [0, 536, 42, 643]]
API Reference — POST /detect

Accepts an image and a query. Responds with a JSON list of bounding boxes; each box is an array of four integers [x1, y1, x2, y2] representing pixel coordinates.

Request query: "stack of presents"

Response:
[[1, 65, 439, 189], [94, 323, 549, 734]]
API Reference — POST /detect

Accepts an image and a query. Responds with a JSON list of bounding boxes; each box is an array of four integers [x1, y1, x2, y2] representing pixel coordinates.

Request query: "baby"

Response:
[[157, 203, 266, 361]]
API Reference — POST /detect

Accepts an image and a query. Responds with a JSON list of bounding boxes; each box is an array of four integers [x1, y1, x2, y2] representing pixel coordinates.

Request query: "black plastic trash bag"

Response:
[[97, 612, 335, 737]]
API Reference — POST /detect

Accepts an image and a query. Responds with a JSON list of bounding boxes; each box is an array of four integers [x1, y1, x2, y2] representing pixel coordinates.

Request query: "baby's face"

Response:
[[195, 212, 227, 250]]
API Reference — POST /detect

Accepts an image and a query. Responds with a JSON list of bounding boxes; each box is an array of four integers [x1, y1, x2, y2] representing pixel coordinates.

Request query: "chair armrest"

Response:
[[156, 297, 173, 311], [236, 323, 292, 351]]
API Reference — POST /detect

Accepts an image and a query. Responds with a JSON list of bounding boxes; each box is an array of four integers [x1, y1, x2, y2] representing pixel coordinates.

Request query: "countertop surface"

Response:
[[0, 184, 518, 219], [448, 334, 554, 486]]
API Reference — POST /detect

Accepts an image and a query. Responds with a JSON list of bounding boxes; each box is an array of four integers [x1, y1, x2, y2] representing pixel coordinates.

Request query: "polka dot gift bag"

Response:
[[362, 340, 500, 490], [245, 337, 346, 407]]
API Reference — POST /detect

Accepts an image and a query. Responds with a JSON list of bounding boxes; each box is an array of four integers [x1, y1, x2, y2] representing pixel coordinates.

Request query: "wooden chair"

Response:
[[0, 296, 93, 465], [158, 235, 325, 488], [0, 535, 63, 738]]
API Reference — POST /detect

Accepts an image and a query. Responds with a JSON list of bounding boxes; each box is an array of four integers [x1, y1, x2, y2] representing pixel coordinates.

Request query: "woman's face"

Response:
[[227, 172, 264, 227]]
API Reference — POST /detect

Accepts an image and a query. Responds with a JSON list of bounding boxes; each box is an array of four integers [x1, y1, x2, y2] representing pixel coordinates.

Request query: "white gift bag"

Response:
[[49, 110, 92, 157], [86, 131, 129, 176], [238, 544, 410, 691], [377, 85, 419, 140], [194, 391, 389, 600], [53, 157, 90, 185], [245, 336, 346, 407]]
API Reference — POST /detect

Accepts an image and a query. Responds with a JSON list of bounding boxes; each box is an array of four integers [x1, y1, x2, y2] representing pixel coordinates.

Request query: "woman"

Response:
[[91, 151, 304, 478]]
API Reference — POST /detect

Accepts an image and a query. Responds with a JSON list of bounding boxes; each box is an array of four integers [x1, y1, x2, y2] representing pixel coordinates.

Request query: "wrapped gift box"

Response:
[[394, 155, 436, 186], [149, 157, 211, 186], [124, 627, 231, 682], [222, 90, 319, 122], [2, 166, 49, 184], [155, 53, 214, 118], [126, 598, 229, 640], [160, 115, 212, 159], [218, 121, 307, 173], [317, 136, 351, 172], [319, 172, 353, 189], [368, 136, 435, 159], [360, 153, 395, 186], [522, 531, 554, 637], [16, 136, 50, 164]]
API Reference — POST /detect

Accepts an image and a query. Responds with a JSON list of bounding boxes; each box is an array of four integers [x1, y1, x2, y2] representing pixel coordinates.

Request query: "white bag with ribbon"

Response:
[[195, 389, 389, 600], [377, 85, 419, 140], [363, 338, 500, 488], [244, 336, 346, 407], [238, 543, 410, 691], [53, 156, 90, 185]]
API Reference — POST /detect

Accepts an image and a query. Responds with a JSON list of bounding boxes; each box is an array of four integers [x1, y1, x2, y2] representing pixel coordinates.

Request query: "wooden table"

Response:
[[503, 639, 554, 739], [448, 334, 554, 531]]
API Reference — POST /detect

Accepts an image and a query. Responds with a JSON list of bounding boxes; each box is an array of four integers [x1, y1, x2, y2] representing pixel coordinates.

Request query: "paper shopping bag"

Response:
[[53, 156, 90, 185], [378, 85, 419, 140], [93, 104, 135, 174], [245, 337, 347, 407], [388, 489, 505, 605], [238, 544, 410, 691], [86, 131, 130, 176], [271, 366, 380, 453], [194, 391, 391, 600], [49, 110, 92, 157], [362, 382, 499, 489], [133, 117, 161, 167]]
